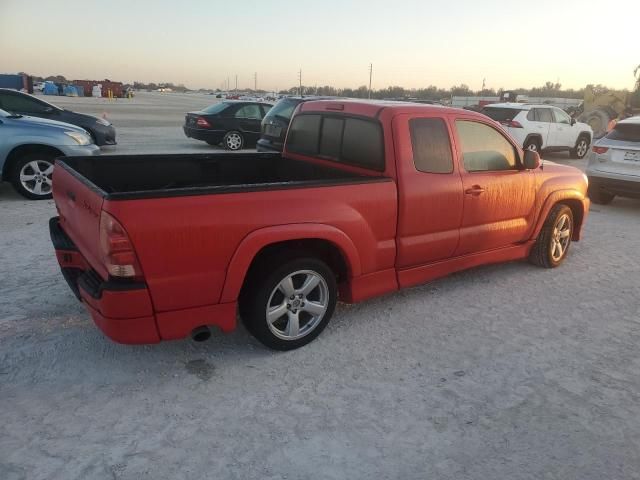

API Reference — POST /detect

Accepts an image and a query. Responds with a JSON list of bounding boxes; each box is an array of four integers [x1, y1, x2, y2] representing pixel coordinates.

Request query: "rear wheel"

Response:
[[240, 256, 337, 350], [529, 204, 573, 268], [524, 137, 541, 153], [570, 136, 590, 159], [11, 153, 55, 200], [223, 131, 244, 150]]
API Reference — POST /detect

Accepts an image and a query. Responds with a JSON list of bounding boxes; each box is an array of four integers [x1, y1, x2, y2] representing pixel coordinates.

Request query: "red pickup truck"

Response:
[[50, 100, 589, 350]]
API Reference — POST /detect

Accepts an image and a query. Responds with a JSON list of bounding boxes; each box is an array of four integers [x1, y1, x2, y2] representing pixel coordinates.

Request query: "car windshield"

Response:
[[482, 107, 522, 122], [606, 122, 640, 142], [264, 98, 301, 121], [201, 102, 230, 115]]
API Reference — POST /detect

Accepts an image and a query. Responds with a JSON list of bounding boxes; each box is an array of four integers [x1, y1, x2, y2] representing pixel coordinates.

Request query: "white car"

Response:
[[482, 103, 593, 158], [586, 116, 640, 204]]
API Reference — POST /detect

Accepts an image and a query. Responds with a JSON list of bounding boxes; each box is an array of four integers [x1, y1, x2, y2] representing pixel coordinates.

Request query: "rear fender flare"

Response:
[[532, 190, 587, 241], [219, 224, 361, 303]]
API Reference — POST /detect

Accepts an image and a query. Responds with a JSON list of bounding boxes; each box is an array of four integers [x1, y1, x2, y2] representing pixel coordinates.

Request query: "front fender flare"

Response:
[[219, 224, 362, 303], [532, 189, 588, 241]]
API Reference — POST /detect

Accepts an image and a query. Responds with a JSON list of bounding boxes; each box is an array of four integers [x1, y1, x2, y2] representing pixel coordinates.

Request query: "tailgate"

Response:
[[52, 162, 108, 279]]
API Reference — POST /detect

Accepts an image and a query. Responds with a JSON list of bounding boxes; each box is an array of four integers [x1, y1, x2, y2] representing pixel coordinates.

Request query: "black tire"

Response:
[[570, 135, 590, 159], [588, 182, 615, 205], [529, 204, 574, 268], [11, 152, 55, 200], [223, 131, 244, 150], [523, 137, 542, 153], [240, 255, 337, 350]]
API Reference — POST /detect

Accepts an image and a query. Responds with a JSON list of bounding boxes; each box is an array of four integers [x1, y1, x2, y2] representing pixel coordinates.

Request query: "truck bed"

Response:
[[58, 152, 381, 200]]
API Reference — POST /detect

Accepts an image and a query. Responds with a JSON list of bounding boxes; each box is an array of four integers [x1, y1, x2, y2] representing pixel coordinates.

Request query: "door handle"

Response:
[[465, 185, 485, 196]]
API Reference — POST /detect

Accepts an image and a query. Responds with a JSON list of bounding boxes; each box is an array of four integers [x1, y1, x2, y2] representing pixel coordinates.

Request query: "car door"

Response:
[[393, 113, 464, 268], [0, 91, 54, 120], [549, 108, 575, 147], [234, 104, 263, 142], [453, 118, 537, 256], [527, 108, 552, 147]]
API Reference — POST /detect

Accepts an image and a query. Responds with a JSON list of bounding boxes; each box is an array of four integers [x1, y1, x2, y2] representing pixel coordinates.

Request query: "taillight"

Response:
[[99, 211, 143, 280], [196, 117, 211, 128], [592, 146, 609, 154], [507, 120, 523, 128]]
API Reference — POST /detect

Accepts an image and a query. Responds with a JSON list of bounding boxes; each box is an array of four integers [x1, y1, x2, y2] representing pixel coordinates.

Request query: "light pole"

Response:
[[368, 63, 373, 99], [254, 72, 257, 92], [235, 75, 238, 92], [298, 69, 302, 96]]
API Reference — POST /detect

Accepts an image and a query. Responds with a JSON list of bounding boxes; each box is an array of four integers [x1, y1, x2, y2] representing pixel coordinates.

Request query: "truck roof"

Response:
[[299, 98, 478, 119]]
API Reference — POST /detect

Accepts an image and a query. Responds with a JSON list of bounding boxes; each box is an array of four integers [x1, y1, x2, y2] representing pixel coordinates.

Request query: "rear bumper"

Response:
[[587, 172, 640, 199], [183, 126, 225, 143], [49, 217, 236, 344]]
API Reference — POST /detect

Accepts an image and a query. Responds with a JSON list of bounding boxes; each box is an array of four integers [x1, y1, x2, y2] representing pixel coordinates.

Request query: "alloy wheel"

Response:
[[19, 160, 53, 196], [550, 213, 572, 262], [265, 270, 329, 341]]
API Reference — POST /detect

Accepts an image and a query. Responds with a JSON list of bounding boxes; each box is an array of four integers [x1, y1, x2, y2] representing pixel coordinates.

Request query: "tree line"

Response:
[[277, 81, 622, 100]]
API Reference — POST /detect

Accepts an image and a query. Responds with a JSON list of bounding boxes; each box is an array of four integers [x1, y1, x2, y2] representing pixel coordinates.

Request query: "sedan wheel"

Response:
[[223, 131, 244, 150], [12, 155, 55, 200]]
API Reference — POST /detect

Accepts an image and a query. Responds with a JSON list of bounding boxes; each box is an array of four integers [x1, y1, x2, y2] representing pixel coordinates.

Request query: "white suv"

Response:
[[482, 103, 593, 158]]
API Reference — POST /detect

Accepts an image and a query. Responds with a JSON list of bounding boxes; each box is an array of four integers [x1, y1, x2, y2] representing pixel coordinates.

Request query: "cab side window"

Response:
[[409, 118, 454, 174], [456, 120, 517, 172]]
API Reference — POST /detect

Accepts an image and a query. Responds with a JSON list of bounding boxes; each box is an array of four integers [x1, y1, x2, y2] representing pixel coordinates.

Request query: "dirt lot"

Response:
[[2, 94, 640, 480]]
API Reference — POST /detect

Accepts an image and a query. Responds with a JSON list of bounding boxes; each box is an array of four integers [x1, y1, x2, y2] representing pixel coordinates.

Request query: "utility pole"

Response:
[[482, 78, 486, 91], [235, 75, 238, 92], [368, 63, 373, 99], [254, 72, 257, 92], [298, 69, 302, 96]]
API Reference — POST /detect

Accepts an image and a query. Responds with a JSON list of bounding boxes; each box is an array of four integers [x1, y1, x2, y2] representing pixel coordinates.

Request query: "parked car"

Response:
[[586, 115, 640, 204], [183, 101, 273, 150], [0, 108, 99, 199], [257, 96, 336, 152], [482, 103, 592, 158], [50, 100, 589, 350], [0, 88, 116, 146]]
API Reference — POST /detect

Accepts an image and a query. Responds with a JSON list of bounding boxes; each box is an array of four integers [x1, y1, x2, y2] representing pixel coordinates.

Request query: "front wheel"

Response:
[[529, 204, 574, 268], [570, 136, 590, 159], [223, 131, 244, 150], [240, 257, 337, 350], [11, 153, 55, 200]]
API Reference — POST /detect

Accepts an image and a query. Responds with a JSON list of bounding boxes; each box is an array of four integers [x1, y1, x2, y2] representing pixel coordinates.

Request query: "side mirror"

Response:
[[523, 149, 541, 170], [570, 117, 576, 126], [43, 106, 56, 114]]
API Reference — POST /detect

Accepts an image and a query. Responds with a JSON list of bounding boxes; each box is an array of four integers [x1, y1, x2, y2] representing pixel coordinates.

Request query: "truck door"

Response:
[[393, 114, 464, 268], [452, 118, 537, 256]]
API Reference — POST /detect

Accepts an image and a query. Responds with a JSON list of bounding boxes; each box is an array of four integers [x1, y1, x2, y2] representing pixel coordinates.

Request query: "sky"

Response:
[[1, 0, 638, 92]]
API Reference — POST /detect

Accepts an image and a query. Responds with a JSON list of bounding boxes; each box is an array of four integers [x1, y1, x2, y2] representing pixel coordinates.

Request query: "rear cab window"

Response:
[[286, 114, 385, 171], [409, 118, 454, 173]]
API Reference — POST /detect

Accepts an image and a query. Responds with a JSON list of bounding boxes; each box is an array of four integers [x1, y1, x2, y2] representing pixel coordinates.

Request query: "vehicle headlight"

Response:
[[65, 131, 91, 145], [95, 117, 111, 126]]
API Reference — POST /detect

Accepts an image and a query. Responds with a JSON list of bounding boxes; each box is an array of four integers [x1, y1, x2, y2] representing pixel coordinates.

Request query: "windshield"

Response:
[[482, 107, 522, 122], [201, 102, 230, 115], [265, 98, 301, 121], [606, 122, 640, 142]]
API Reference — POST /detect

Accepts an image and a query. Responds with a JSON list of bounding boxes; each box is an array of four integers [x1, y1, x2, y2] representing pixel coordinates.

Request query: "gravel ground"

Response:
[[2, 94, 640, 479]]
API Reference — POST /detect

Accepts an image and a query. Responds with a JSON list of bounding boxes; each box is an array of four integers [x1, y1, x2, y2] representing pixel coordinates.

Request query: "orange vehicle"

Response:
[[50, 100, 589, 350]]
